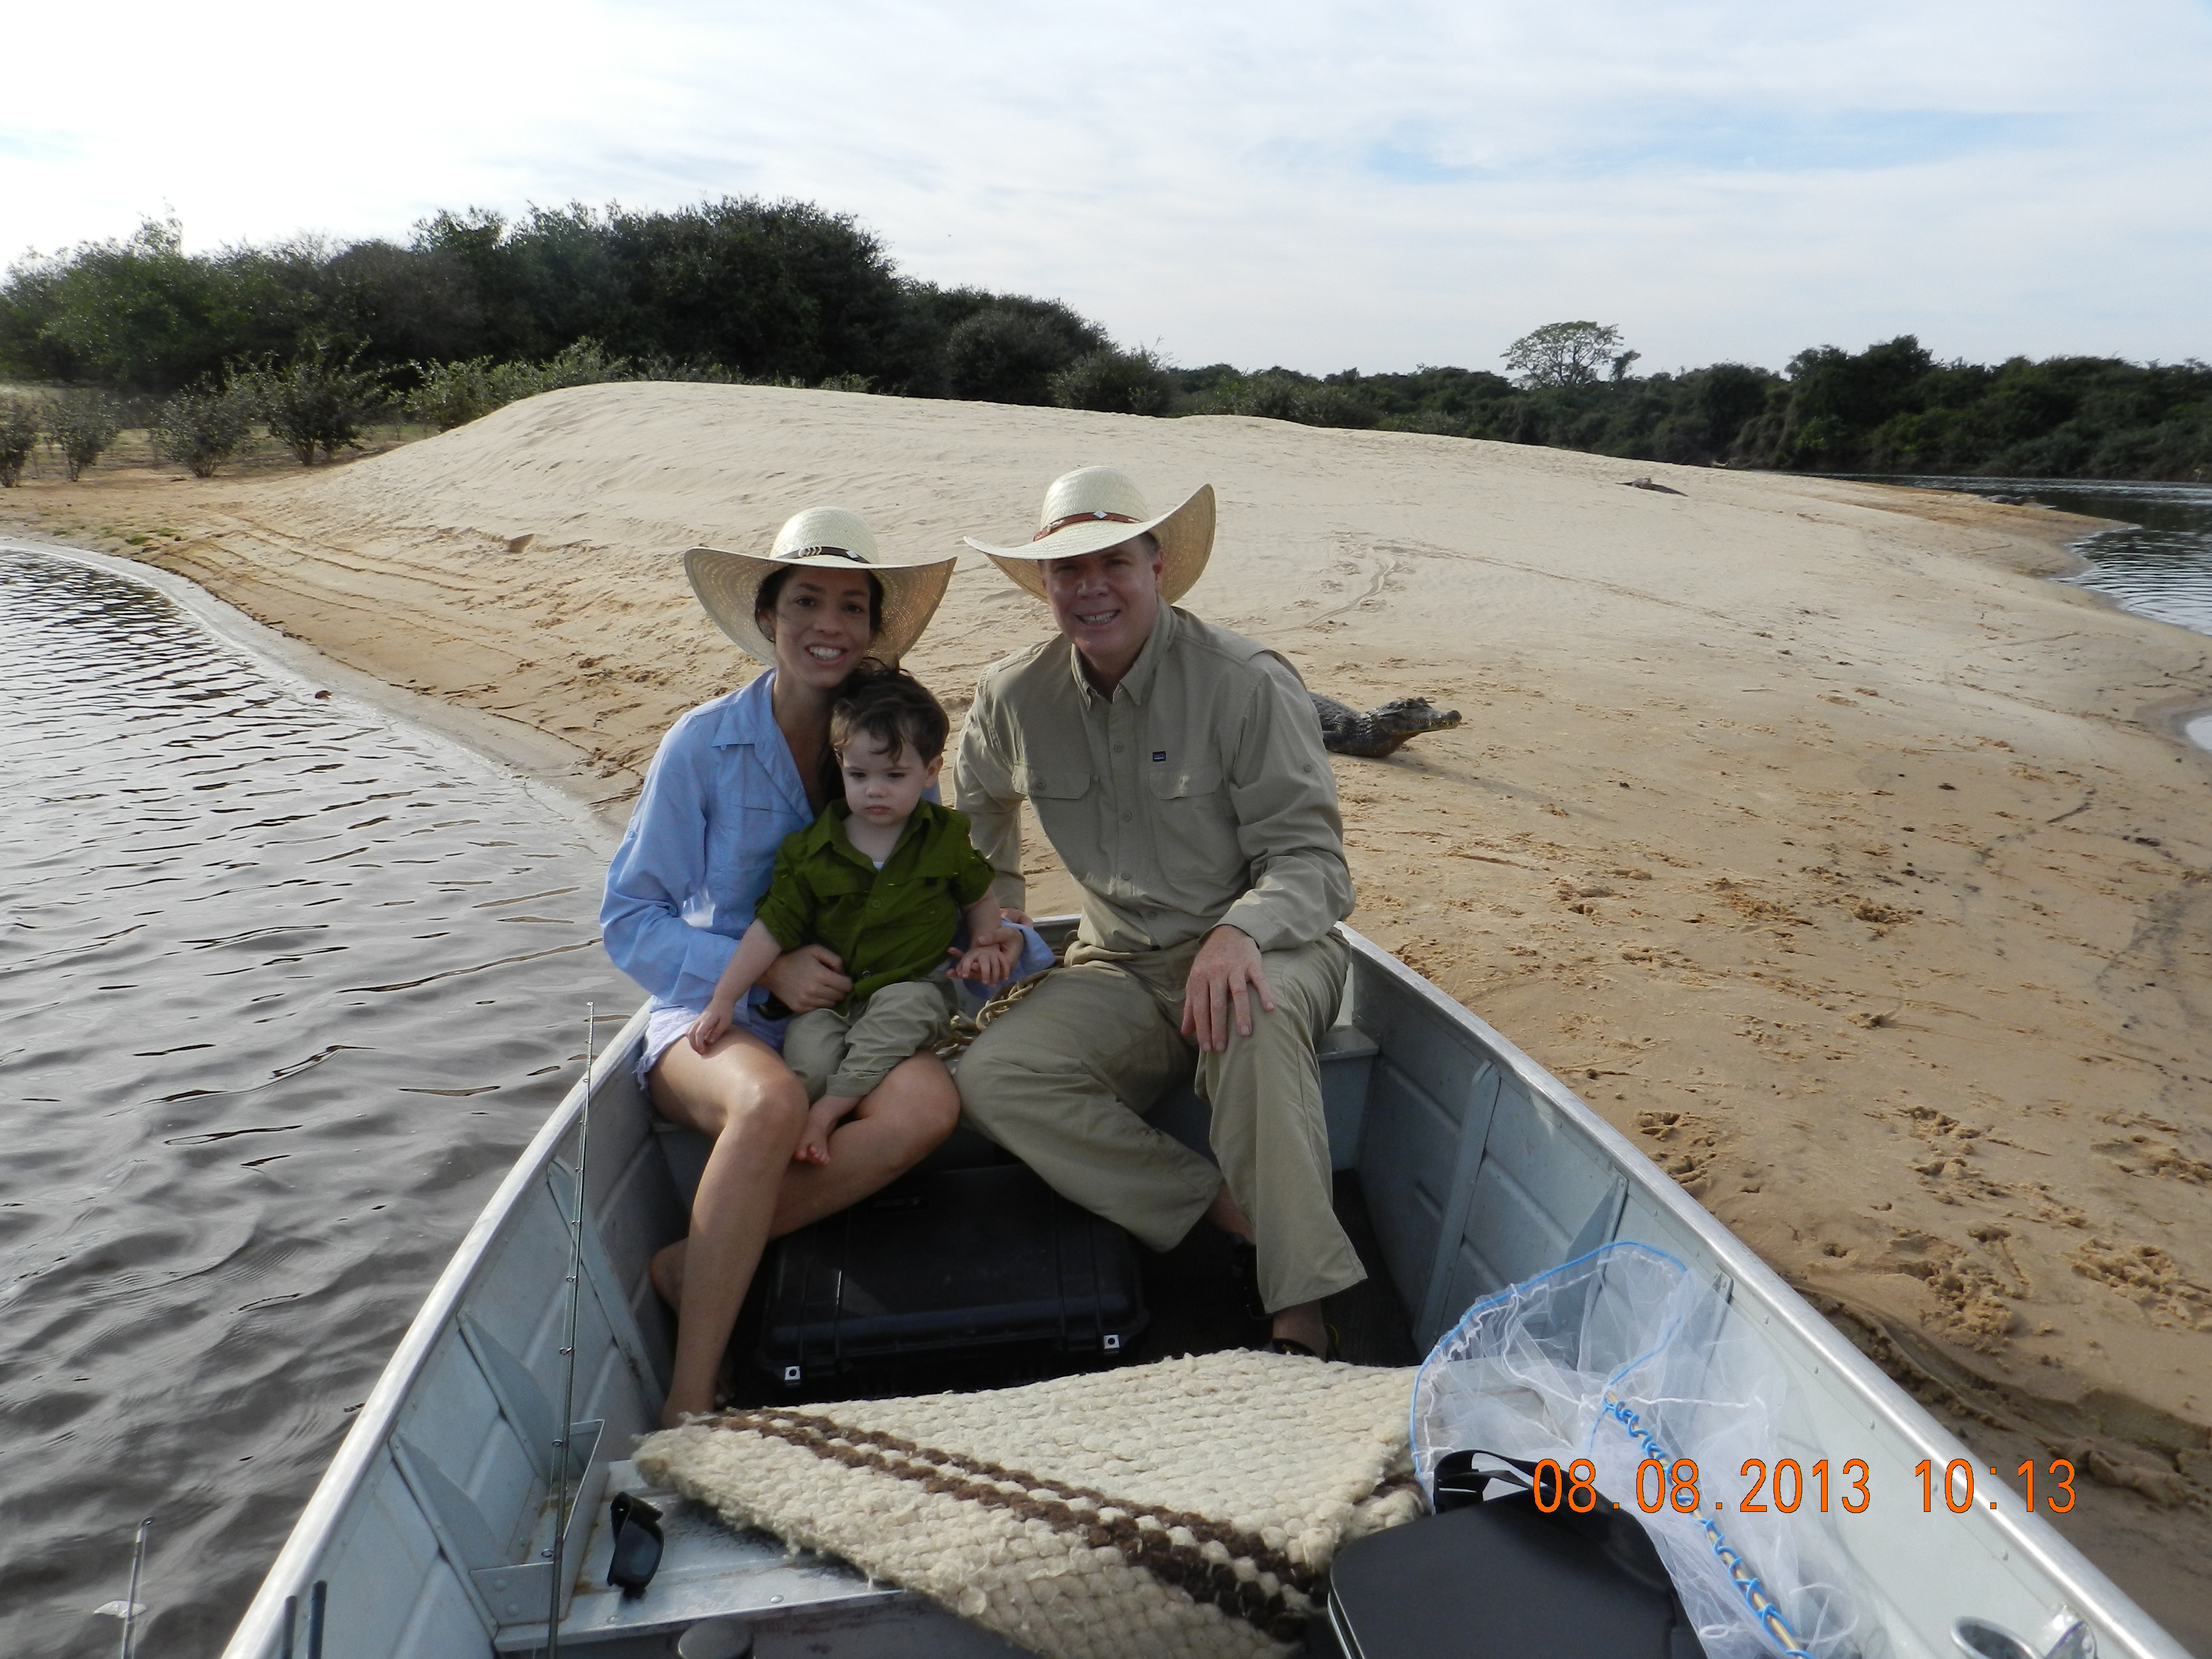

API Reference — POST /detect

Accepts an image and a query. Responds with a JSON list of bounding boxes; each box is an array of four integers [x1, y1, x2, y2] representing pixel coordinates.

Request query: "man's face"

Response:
[[1041, 536, 1164, 673]]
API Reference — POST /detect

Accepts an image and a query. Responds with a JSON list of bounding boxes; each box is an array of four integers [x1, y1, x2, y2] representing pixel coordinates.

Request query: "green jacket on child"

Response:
[[752, 799, 997, 1012]]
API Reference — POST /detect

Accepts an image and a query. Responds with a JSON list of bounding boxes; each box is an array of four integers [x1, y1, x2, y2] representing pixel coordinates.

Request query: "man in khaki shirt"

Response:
[[954, 466, 1365, 1356]]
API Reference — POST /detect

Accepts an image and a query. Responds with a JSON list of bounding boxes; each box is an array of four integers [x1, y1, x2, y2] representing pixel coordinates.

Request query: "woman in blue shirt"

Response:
[[603, 507, 961, 1425]]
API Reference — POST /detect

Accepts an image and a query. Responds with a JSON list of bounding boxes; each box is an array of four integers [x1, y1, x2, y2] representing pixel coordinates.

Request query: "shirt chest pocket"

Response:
[[1147, 759, 1224, 806], [1147, 759, 1237, 850], [1014, 764, 1092, 802]]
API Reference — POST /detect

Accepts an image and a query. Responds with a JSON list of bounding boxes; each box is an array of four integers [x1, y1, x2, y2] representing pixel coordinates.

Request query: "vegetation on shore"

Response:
[[3, 210, 2205, 482]]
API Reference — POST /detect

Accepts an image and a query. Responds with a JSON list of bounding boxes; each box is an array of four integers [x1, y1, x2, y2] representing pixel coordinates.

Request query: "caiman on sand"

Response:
[[1310, 693, 1463, 758]]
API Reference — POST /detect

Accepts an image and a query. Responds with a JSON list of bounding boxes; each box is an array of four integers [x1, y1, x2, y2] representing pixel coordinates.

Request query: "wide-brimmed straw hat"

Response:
[[685, 507, 956, 666], [963, 466, 1215, 603]]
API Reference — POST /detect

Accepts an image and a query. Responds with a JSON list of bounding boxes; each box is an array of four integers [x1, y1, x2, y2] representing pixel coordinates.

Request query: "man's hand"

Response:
[[1180, 924, 1275, 1052], [758, 943, 852, 1015]]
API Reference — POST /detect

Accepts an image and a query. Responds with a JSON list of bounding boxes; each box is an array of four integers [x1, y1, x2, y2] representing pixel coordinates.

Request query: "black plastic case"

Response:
[[752, 1163, 1149, 1387], [1315, 1493, 1705, 1659]]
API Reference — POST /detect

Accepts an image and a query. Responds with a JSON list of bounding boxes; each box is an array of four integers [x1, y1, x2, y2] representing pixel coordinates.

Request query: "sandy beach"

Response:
[[7, 383, 2208, 1642]]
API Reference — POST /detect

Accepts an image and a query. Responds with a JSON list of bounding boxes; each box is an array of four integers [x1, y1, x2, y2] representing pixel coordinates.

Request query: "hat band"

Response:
[[775, 545, 868, 564], [1032, 511, 1139, 543]]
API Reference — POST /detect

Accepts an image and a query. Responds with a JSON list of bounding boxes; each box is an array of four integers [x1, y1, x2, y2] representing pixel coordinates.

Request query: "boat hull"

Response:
[[221, 924, 2189, 1659]]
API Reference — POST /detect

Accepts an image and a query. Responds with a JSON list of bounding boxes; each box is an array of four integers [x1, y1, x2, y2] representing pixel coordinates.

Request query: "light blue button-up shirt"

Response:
[[601, 671, 1053, 1020], [602, 672, 810, 1014]]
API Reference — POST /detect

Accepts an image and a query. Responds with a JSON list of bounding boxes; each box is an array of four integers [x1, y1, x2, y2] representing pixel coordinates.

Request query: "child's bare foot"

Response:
[[794, 1095, 857, 1165]]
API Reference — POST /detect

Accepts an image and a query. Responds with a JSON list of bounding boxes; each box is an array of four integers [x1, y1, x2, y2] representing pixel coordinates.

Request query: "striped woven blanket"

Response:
[[634, 1350, 1420, 1658]]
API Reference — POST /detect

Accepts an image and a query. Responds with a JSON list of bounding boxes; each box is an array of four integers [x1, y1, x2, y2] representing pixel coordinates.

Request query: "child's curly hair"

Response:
[[830, 665, 951, 764]]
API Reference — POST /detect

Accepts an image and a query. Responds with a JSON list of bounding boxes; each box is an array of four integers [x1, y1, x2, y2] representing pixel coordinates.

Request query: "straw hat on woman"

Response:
[[601, 506, 960, 1425]]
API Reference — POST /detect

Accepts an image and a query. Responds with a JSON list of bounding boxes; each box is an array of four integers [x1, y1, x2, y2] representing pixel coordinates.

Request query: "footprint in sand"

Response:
[[1633, 1109, 1722, 1191], [2070, 1239, 2212, 1330]]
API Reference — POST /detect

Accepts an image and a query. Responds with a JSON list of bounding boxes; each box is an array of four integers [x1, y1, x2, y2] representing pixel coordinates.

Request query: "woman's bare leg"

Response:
[[769, 1051, 958, 1230], [649, 1029, 808, 1426], [649, 1052, 959, 1308]]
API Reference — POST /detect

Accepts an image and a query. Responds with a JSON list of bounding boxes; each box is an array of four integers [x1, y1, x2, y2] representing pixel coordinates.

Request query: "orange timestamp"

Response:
[[1523, 1456, 2079, 1516]]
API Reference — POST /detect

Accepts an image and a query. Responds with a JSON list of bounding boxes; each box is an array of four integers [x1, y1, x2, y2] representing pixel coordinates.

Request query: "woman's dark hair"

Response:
[[754, 565, 885, 641], [830, 666, 951, 764]]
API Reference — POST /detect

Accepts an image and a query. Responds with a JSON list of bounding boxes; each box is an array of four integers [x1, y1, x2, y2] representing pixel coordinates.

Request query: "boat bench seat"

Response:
[[651, 1022, 1378, 1213]]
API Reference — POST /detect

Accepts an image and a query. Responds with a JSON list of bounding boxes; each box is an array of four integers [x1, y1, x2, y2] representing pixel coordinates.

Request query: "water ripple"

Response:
[[0, 546, 627, 1655]]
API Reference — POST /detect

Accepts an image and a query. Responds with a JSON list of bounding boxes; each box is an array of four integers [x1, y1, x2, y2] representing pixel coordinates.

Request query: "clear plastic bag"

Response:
[[1411, 1243, 1880, 1659]]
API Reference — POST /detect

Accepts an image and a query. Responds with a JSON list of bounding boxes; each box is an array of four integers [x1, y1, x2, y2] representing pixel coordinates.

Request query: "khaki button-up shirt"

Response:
[[953, 604, 1353, 956]]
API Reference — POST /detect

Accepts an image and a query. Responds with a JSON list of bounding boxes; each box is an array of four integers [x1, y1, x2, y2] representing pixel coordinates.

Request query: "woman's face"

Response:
[[761, 568, 877, 690]]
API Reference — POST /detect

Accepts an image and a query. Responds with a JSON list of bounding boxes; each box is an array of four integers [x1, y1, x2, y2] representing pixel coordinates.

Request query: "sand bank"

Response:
[[7, 384, 2208, 1642]]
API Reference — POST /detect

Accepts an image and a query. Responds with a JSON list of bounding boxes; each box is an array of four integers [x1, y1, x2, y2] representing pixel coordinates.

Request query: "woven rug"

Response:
[[634, 1350, 1421, 1658]]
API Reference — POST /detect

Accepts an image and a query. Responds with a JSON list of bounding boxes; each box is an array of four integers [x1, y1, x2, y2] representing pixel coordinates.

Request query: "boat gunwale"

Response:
[[223, 927, 2190, 1659], [222, 1003, 656, 1659], [1339, 921, 2189, 1659]]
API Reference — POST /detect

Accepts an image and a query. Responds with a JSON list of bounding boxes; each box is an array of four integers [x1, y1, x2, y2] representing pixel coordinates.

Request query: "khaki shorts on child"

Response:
[[782, 975, 962, 1102]]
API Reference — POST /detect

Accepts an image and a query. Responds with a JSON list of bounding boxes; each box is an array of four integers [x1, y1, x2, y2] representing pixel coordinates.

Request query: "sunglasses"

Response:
[[607, 1492, 664, 1595]]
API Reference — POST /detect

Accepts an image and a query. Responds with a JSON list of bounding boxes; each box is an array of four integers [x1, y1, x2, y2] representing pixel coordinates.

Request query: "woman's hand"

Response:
[[758, 943, 852, 1015]]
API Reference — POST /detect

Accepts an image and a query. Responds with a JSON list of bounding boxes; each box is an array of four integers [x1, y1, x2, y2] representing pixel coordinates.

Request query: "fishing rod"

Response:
[[546, 1003, 594, 1659], [117, 1516, 152, 1659]]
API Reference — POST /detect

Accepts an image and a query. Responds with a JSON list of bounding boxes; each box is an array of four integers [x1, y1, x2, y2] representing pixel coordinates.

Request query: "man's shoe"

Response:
[[1265, 1326, 1340, 1361], [1226, 1238, 1268, 1321]]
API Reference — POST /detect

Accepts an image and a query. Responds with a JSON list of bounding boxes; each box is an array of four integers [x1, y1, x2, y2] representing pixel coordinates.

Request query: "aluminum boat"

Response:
[[218, 921, 2188, 1659]]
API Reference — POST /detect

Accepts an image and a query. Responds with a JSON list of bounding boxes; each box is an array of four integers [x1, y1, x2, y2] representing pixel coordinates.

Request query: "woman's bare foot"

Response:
[[660, 1387, 712, 1430]]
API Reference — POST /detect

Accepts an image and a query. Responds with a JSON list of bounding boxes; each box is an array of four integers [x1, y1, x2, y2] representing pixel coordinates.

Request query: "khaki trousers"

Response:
[[956, 931, 1365, 1312], [784, 977, 958, 1102]]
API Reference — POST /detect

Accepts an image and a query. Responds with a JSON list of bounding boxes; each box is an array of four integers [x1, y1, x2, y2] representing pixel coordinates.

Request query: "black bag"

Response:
[[752, 1163, 1147, 1387], [1314, 1451, 1706, 1659]]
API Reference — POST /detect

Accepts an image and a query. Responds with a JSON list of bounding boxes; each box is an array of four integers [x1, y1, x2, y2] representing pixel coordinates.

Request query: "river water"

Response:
[[1866, 475, 2212, 747], [0, 544, 626, 1655]]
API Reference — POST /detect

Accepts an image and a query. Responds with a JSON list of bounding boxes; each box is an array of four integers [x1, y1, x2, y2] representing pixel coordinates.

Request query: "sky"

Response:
[[4, 0, 2209, 376]]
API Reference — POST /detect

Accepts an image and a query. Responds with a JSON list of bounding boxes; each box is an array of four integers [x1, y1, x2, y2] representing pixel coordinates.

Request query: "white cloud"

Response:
[[3, 0, 2206, 371]]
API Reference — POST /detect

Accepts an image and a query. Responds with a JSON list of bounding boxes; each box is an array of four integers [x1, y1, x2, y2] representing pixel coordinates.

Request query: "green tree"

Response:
[[1503, 321, 1627, 389]]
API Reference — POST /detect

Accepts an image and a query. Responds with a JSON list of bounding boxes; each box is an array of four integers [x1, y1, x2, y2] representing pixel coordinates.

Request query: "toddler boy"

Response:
[[688, 669, 1018, 1162]]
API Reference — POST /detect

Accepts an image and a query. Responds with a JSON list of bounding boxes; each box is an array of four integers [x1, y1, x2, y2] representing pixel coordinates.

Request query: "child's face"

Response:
[[838, 734, 940, 831]]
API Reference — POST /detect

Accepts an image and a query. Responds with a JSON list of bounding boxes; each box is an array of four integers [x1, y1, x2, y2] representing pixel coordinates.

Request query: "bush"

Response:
[[406, 356, 500, 430], [406, 337, 638, 430], [150, 383, 254, 476], [0, 396, 40, 486], [1050, 347, 1176, 416], [1203, 371, 1378, 429], [1207, 372, 1310, 421], [44, 390, 121, 481], [243, 345, 386, 463], [940, 301, 1107, 404]]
